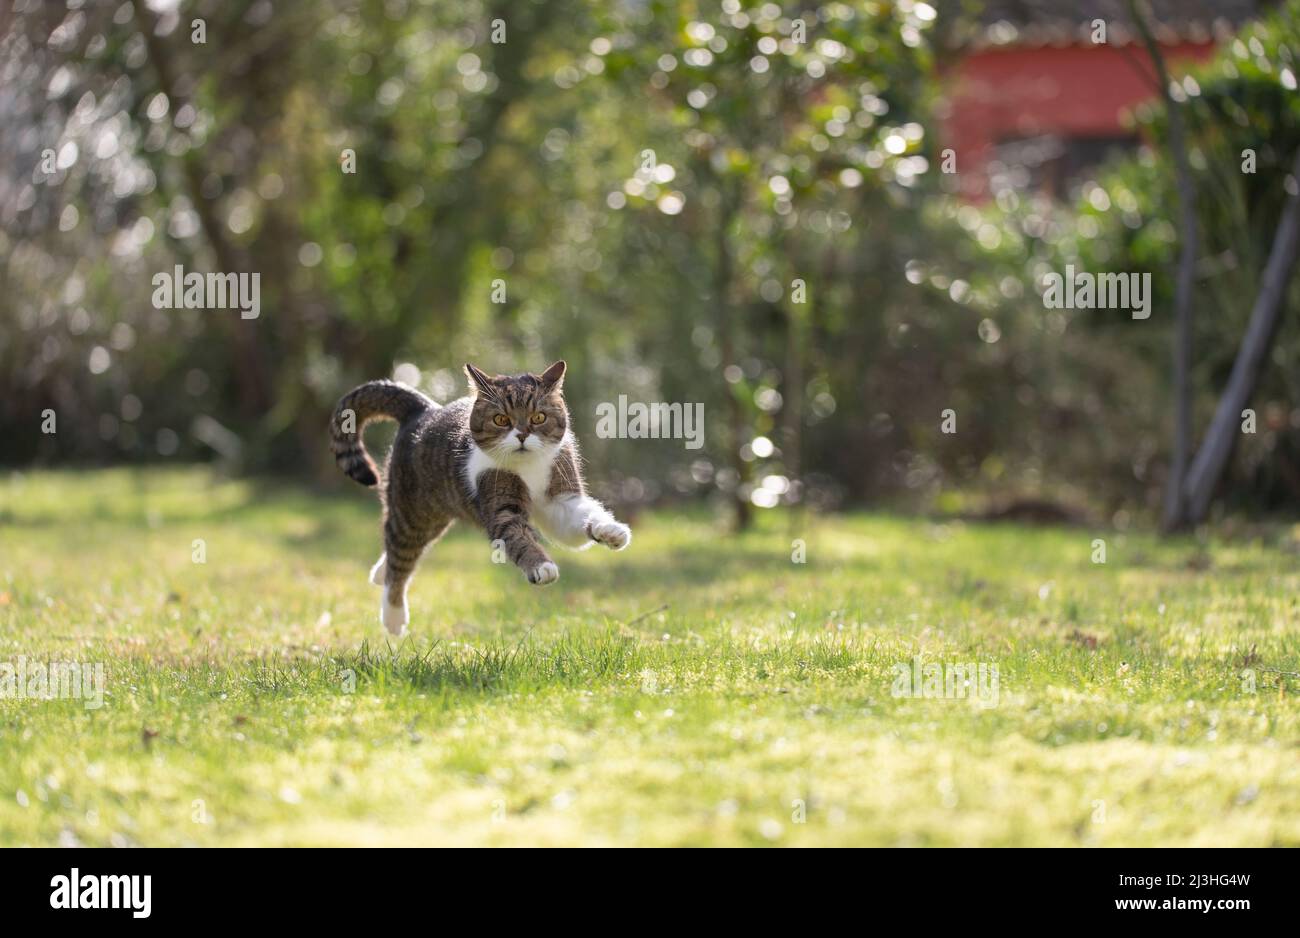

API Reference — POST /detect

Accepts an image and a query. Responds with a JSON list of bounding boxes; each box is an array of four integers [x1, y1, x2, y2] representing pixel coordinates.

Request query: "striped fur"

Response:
[[330, 363, 630, 635], [329, 380, 433, 487]]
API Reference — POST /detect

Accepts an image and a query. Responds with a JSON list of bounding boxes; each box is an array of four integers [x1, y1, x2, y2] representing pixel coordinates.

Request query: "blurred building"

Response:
[[936, 0, 1267, 198]]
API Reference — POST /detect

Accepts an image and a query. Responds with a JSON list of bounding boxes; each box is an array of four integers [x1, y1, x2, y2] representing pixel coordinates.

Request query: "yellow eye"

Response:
[[492, 414, 511, 428], [529, 412, 546, 425]]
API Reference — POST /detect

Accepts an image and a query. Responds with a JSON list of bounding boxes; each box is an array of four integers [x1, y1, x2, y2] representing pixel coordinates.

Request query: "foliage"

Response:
[[2, 0, 1299, 520]]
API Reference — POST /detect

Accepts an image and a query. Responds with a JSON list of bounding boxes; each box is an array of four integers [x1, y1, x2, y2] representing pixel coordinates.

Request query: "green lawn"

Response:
[[1, 468, 1298, 847]]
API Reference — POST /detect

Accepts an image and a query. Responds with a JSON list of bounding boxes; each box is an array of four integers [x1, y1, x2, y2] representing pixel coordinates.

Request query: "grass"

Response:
[[1, 467, 1298, 847]]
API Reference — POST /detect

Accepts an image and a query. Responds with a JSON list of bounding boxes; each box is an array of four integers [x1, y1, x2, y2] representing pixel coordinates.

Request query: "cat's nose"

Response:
[[515, 430, 528, 442]]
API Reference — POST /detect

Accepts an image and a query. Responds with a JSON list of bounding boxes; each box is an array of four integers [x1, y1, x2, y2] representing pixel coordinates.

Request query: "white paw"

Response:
[[369, 553, 387, 586], [380, 587, 408, 637], [527, 561, 559, 586], [588, 518, 631, 551]]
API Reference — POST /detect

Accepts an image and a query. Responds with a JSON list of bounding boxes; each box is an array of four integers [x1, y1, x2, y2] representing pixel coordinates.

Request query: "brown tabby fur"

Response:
[[329, 361, 629, 634]]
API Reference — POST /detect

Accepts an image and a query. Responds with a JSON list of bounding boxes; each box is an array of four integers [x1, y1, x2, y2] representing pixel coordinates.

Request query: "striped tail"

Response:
[[329, 380, 433, 487]]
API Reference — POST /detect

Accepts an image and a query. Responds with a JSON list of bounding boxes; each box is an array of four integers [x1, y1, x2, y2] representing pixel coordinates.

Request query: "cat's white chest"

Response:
[[465, 444, 554, 506]]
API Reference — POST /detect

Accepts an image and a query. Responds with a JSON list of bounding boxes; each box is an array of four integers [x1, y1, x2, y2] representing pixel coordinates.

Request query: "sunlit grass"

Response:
[[1, 467, 1298, 846]]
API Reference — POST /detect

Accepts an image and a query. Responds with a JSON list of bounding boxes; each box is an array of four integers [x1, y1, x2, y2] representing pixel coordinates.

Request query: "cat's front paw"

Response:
[[587, 518, 631, 551], [527, 561, 560, 585]]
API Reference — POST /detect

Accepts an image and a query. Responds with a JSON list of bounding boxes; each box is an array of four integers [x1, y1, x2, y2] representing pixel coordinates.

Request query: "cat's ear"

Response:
[[539, 360, 566, 392], [464, 363, 495, 396]]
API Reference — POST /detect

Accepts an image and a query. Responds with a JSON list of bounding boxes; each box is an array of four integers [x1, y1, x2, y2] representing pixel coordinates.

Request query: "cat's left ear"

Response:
[[464, 363, 495, 396], [539, 360, 566, 392]]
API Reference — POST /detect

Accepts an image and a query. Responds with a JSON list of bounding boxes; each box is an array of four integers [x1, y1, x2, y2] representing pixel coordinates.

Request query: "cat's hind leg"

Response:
[[379, 515, 451, 636], [369, 553, 387, 586]]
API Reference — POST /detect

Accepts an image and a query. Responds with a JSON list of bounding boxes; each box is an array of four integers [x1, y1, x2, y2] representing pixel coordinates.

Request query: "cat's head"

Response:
[[465, 361, 569, 458]]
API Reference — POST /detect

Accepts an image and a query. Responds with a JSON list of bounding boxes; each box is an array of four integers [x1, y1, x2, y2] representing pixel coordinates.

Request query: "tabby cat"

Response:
[[329, 361, 631, 635]]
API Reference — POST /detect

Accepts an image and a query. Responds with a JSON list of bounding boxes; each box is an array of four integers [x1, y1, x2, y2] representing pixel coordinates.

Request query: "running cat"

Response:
[[329, 361, 631, 635]]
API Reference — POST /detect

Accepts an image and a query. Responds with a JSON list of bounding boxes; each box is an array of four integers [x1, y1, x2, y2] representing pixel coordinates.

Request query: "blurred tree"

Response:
[[4, 0, 1299, 529], [1128, 0, 1199, 531], [593, 0, 935, 526]]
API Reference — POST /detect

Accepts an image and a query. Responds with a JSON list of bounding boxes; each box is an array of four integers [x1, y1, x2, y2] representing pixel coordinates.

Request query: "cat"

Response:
[[329, 360, 631, 636]]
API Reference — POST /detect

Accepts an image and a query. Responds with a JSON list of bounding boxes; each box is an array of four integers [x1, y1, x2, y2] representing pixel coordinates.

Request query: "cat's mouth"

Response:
[[494, 440, 537, 458]]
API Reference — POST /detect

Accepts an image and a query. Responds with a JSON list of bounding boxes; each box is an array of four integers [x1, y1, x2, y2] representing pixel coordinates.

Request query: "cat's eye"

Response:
[[492, 414, 511, 428], [529, 413, 546, 425]]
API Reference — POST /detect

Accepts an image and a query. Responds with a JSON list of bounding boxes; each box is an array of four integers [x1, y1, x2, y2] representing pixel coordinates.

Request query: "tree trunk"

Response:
[[1129, 1, 1199, 532], [1182, 148, 1300, 521], [714, 181, 751, 532], [782, 301, 803, 508], [133, 1, 274, 418]]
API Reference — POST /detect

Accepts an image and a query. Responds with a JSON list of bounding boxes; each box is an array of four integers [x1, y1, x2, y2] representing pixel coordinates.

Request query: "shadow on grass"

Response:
[[134, 628, 894, 703], [344, 633, 643, 694]]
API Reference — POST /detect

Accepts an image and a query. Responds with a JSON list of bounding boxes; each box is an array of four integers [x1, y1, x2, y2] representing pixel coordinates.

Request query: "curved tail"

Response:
[[329, 381, 433, 487]]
